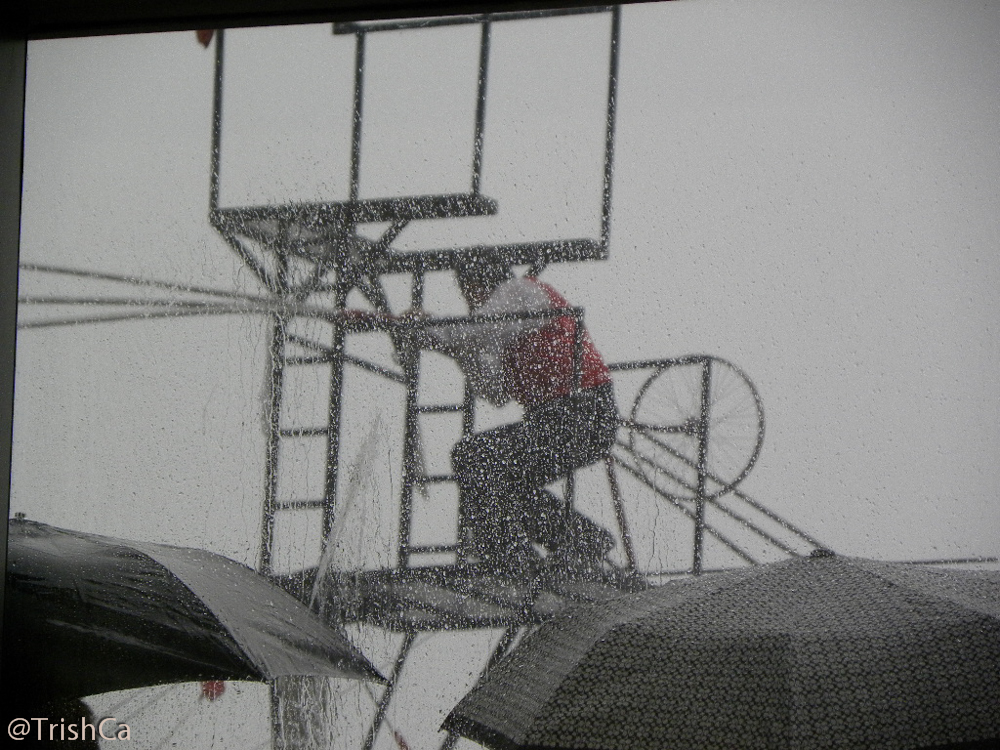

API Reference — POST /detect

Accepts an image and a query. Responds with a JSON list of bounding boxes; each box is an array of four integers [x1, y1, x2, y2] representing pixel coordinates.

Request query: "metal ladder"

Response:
[[396, 337, 476, 571], [258, 299, 348, 577]]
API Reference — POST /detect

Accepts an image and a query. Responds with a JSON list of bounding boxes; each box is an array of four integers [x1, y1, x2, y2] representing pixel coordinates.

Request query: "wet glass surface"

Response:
[[8, 2, 1000, 748]]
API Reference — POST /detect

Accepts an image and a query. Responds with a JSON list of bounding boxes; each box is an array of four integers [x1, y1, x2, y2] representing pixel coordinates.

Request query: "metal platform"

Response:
[[213, 194, 497, 239], [212, 196, 604, 275], [275, 563, 646, 632]]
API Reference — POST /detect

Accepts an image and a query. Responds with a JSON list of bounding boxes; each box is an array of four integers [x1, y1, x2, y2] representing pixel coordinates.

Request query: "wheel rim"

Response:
[[626, 356, 764, 501]]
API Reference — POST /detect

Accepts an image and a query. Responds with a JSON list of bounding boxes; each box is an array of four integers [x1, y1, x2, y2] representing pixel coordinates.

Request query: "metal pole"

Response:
[[259, 242, 292, 574], [604, 456, 636, 572], [560, 308, 586, 515], [390, 269, 429, 570], [259, 313, 286, 574], [471, 21, 491, 195], [692, 358, 713, 575], [609, 448, 758, 567], [627, 427, 799, 556], [321, 284, 349, 550], [398, 345, 421, 569], [210, 30, 224, 213], [600, 6, 621, 250], [349, 31, 366, 205], [571, 307, 584, 393]]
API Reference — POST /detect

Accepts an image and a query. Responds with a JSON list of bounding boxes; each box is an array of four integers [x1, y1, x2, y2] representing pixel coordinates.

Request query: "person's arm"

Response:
[[474, 277, 551, 345], [428, 277, 550, 352]]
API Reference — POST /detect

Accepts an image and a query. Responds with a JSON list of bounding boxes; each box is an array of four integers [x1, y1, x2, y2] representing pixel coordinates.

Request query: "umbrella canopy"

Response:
[[444, 553, 1000, 750], [4, 518, 384, 701]]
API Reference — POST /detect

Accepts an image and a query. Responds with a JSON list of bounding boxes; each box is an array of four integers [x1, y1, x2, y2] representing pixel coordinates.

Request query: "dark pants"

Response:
[[452, 383, 618, 570]]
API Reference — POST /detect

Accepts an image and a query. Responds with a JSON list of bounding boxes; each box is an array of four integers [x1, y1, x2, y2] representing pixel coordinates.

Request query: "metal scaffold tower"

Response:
[[14, 7, 826, 749], [203, 7, 822, 749]]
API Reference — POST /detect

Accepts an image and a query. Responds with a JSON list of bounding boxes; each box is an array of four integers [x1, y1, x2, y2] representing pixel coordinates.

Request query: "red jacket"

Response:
[[505, 278, 611, 408]]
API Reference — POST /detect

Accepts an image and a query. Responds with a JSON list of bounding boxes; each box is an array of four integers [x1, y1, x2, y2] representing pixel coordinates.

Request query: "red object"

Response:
[[197, 30, 215, 48], [200, 680, 226, 701], [506, 278, 611, 408], [392, 731, 411, 750]]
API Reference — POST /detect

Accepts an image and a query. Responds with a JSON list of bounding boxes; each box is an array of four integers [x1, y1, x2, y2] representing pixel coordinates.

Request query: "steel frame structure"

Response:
[[202, 8, 832, 748], [207, 8, 623, 585], [206, 9, 635, 748]]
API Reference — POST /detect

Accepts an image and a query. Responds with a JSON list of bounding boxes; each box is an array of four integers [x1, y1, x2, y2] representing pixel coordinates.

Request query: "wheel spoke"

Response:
[[628, 357, 764, 500]]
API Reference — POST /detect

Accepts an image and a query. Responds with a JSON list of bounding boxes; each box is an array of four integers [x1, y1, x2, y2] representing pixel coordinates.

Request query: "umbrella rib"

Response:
[[121, 544, 267, 682], [8, 516, 383, 740], [445, 554, 1000, 750], [820, 558, 1000, 618], [889, 556, 1000, 566]]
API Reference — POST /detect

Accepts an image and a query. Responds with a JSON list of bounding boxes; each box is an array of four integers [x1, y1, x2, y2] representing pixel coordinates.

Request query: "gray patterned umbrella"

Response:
[[444, 553, 1000, 750]]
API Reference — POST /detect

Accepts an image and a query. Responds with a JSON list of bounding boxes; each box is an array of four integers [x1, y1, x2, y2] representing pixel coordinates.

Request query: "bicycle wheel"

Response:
[[625, 356, 764, 501]]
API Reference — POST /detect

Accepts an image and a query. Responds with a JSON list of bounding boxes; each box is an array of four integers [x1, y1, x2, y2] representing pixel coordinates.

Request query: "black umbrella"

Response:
[[3, 518, 384, 701], [445, 553, 1000, 750]]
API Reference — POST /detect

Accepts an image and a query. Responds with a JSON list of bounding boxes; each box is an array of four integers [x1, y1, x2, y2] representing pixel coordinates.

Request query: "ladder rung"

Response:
[[275, 499, 326, 511], [415, 474, 456, 484], [279, 427, 329, 437], [406, 546, 459, 557], [284, 355, 332, 366], [416, 404, 464, 414]]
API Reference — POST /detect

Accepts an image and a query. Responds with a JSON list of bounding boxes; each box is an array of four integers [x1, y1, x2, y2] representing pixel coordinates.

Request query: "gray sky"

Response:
[[11, 0, 1000, 747]]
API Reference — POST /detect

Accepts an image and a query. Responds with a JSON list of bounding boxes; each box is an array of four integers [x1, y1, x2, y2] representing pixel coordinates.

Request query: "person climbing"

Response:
[[414, 257, 618, 577]]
